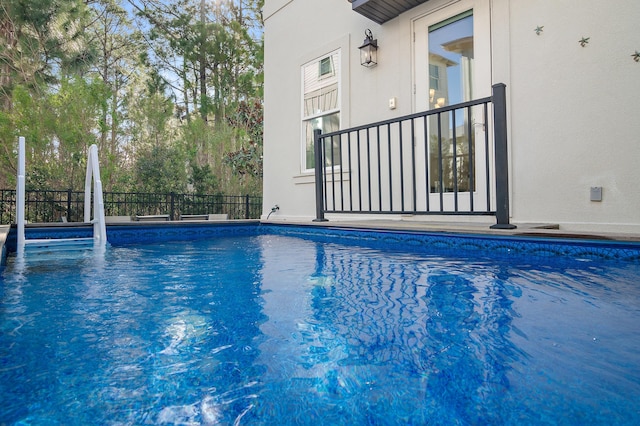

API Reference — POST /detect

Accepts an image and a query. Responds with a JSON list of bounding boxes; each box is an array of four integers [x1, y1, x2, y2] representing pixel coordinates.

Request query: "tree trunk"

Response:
[[199, 0, 208, 123]]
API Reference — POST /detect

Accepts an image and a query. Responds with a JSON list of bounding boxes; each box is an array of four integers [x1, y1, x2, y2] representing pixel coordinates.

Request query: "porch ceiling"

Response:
[[350, 0, 430, 24]]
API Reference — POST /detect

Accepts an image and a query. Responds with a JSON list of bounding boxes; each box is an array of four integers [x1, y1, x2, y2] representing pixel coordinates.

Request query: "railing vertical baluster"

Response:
[[323, 137, 328, 214], [411, 118, 416, 213], [490, 83, 515, 228], [356, 130, 362, 211], [437, 112, 444, 212], [376, 125, 382, 211], [347, 132, 353, 211], [484, 102, 491, 212], [366, 128, 372, 212], [338, 135, 344, 211], [452, 109, 458, 212], [398, 123, 405, 212], [467, 106, 474, 212], [387, 124, 393, 211], [330, 135, 336, 211], [423, 115, 430, 212]]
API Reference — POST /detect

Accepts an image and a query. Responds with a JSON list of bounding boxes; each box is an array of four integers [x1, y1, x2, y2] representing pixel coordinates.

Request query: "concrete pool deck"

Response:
[[261, 219, 640, 243]]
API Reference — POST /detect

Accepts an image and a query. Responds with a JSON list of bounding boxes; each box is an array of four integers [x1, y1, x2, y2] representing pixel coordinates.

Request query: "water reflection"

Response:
[[316, 251, 523, 421], [254, 236, 525, 423]]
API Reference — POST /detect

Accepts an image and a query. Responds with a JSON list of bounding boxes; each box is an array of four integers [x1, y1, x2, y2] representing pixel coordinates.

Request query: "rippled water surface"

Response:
[[1, 234, 640, 425]]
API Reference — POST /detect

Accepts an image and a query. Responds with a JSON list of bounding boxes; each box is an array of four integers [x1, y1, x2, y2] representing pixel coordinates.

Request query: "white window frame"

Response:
[[301, 49, 341, 173]]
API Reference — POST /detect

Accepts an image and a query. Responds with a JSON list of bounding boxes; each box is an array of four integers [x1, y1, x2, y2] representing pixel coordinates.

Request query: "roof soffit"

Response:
[[349, 0, 431, 24]]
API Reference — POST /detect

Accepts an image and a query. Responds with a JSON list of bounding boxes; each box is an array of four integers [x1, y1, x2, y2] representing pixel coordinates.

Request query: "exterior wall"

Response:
[[263, 0, 412, 221], [263, 0, 640, 232], [507, 1, 640, 232]]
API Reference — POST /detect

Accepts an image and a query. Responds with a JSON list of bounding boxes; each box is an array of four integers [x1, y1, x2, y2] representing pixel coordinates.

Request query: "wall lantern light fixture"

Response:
[[359, 29, 378, 67]]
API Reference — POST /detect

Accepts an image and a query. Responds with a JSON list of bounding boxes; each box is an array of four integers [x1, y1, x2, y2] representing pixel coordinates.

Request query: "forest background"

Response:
[[0, 0, 264, 197]]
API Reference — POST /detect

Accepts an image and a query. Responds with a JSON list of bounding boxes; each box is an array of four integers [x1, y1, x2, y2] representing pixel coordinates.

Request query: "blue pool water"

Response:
[[1, 231, 640, 424]]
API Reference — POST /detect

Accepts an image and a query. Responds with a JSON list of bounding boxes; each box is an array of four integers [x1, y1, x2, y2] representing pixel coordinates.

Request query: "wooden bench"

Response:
[[105, 215, 132, 223], [207, 214, 228, 220], [179, 213, 228, 221], [179, 214, 208, 221], [135, 214, 170, 222]]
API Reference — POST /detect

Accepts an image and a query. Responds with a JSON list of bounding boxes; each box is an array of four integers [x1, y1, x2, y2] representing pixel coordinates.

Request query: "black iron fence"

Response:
[[314, 83, 514, 229], [0, 189, 262, 224]]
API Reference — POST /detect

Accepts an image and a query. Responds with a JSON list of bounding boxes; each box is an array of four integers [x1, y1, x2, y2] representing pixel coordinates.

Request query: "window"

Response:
[[429, 64, 440, 91], [319, 56, 334, 78], [302, 50, 341, 171]]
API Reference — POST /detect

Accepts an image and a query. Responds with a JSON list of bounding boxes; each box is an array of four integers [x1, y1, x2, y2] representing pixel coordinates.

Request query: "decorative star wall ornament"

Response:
[[579, 37, 590, 47], [534, 26, 544, 35], [633, 51, 640, 62]]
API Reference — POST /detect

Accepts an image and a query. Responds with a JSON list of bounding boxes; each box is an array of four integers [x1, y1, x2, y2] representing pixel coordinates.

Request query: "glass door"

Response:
[[414, 0, 491, 212]]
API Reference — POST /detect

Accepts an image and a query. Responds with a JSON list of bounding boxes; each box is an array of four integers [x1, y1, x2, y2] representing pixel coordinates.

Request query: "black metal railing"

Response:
[[314, 83, 514, 228], [0, 190, 262, 224]]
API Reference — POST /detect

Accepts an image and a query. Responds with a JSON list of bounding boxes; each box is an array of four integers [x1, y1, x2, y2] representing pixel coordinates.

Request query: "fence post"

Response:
[[170, 192, 175, 220], [490, 83, 516, 229], [245, 194, 250, 219], [313, 129, 328, 222], [67, 189, 72, 221]]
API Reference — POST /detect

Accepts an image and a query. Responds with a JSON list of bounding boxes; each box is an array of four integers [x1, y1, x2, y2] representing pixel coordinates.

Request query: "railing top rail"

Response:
[[319, 95, 493, 139]]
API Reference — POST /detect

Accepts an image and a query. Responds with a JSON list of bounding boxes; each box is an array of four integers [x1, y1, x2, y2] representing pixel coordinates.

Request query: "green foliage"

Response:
[[0, 0, 265, 200], [189, 163, 218, 195], [0, 0, 95, 102], [131, 0, 263, 123], [223, 99, 263, 179], [134, 144, 187, 194], [223, 142, 262, 177], [0, 78, 109, 189], [128, 77, 176, 151], [227, 99, 263, 144]]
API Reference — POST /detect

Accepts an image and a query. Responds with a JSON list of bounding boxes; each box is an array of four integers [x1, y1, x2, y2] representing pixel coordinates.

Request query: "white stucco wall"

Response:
[[263, 0, 640, 232], [507, 1, 640, 232], [263, 0, 419, 222]]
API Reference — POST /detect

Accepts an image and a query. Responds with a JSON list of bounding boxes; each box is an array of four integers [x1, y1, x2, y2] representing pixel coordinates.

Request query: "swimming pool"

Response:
[[1, 225, 640, 424]]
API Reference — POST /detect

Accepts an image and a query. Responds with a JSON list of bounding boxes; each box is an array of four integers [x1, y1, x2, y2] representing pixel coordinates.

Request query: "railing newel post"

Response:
[[313, 129, 328, 222], [490, 83, 516, 229]]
